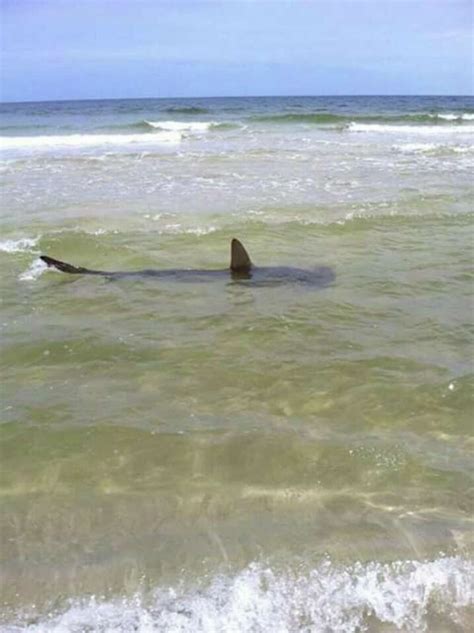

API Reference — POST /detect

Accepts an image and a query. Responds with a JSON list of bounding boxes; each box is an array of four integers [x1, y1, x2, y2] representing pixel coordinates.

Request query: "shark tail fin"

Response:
[[230, 238, 252, 272], [40, 255, 96, 275]]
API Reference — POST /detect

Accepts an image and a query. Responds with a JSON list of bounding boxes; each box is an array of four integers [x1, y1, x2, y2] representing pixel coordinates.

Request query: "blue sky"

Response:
[[1, 0, 472, 101]]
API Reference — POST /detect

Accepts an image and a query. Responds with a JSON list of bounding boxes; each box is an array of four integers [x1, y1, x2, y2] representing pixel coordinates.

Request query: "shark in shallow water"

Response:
[[40, 239, 335, 288]]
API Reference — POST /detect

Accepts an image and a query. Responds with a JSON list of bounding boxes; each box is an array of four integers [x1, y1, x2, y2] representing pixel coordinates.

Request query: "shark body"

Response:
[[40, 239, 335, 288]]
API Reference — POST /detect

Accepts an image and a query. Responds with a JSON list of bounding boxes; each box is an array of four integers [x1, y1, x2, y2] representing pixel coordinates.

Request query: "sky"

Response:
[[0, 0, 472, 102]]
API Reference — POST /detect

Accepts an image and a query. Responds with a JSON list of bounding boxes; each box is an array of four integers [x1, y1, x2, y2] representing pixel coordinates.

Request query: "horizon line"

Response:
[[1, 93, 473, 106]]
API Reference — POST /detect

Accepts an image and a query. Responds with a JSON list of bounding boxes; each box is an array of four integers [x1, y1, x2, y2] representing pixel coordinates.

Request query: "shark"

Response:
[[40, 239, 335, 287]]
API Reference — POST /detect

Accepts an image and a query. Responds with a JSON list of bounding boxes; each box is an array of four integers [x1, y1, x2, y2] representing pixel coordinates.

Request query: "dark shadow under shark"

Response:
[[40, 239, 335, 288]]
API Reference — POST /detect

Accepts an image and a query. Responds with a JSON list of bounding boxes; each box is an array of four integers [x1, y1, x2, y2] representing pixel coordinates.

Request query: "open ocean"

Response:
[[1, 95, 473, 632]]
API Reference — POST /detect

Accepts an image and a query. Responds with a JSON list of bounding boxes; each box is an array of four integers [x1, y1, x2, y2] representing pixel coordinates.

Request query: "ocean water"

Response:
[[0, 95, 473, 632]]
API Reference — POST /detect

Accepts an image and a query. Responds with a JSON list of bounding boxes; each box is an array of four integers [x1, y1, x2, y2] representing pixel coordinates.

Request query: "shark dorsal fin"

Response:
[[230, 238, 252, 272]]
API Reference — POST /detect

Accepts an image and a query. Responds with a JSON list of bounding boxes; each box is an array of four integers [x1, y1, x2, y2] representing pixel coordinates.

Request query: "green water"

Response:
[[2, 213, 473, 612], [1, 96, 473, 631]]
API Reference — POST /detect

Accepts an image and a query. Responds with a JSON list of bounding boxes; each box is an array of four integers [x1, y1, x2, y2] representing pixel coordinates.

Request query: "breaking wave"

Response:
[[436, 112, 474, 121], [144, 120, 214, 132], [143, 120, 239, 132], [4, 557, 473, 632], [0, 120, 235, 152], [100, 120, 240, 134]]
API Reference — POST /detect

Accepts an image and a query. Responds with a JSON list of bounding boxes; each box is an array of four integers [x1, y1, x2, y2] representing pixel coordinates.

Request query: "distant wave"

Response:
[[161, 106, 210, 114], [250, 112, 474, 126], [251, 113, 349, 124]]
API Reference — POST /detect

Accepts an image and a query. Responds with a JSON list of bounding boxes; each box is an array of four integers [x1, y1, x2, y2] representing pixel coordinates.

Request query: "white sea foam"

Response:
[[392, 143, 440, 153], [87, 228, 108, 235], [0, 132, 182, 152], [19, 258, 48, 281], [145, 120, 214, 133], [452, 145, 474, 153], [5, 557, 472, 632], [433, 113, 474, 121], [0, 237, 39, 253], [348, 122, 474, 134], [159, 223, 218, 236], [436, 113, 458, 121], [392, 142, 474, 154], [183, 226, 217, 236]]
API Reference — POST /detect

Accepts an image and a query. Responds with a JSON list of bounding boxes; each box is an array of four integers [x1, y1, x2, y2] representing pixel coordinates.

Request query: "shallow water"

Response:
[[1, 96, 473, 631]]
